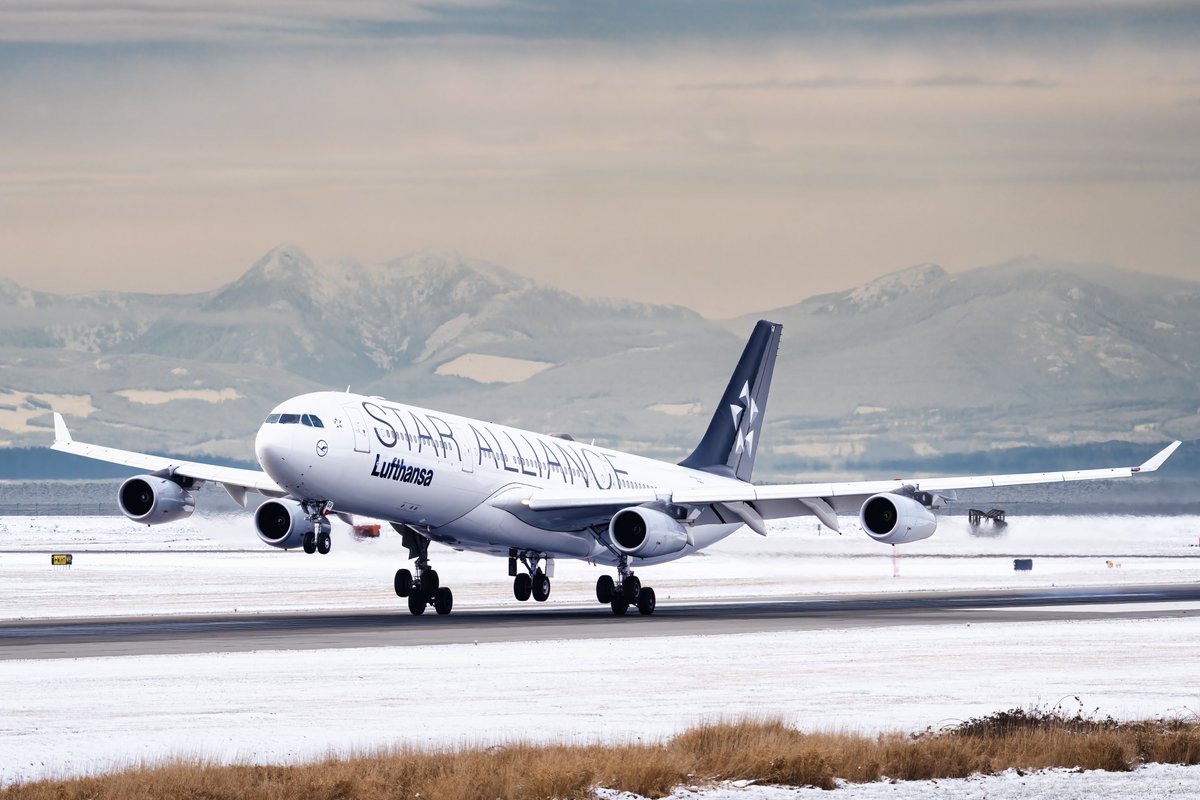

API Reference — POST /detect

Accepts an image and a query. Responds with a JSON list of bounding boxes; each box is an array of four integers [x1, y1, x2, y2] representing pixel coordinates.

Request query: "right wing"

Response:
[[51, 413, 284, 505], [521, 441, 1183, 533]]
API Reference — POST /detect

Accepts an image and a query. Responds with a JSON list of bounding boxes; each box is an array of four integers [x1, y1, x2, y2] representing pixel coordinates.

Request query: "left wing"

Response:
[[521, 441, 1183, 533], [50, 413, 284, 505]]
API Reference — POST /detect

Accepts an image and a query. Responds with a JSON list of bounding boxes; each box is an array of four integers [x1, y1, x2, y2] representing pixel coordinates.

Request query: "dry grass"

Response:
[[4, 708, 1198, 800]]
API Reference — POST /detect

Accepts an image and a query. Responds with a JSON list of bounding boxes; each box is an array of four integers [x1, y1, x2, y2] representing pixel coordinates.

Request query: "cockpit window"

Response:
[[309, 415, 324, 428], [265, 413, 281, 424], [279, 413, 301, 425]]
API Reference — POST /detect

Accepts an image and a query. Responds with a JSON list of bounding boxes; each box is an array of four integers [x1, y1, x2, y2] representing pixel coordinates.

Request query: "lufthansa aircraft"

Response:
[[52, 321, 1181, 617]]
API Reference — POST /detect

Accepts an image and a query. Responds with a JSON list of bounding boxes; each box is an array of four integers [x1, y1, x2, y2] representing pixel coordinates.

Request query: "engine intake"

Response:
[[118, 476, 195, 525], [607, 506, 690, 558], [859, 493, 937, 545], [255, 498, 328, 550]]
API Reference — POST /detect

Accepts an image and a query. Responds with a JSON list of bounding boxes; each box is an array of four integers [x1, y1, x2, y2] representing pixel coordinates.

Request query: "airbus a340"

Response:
[[52, 321, 1181, 616]]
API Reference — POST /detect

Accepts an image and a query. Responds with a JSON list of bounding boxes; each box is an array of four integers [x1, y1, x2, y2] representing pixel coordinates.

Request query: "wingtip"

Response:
[[52, 412, 72, 445], [1135, 440, 1182, 473]]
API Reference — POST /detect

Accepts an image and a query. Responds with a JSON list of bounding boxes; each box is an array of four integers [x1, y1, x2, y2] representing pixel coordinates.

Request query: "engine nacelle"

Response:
[[255, 498, 328, 550], [607, 506, 690, 558], [859, 493, 937, 545], [118, 476, 195, 525]]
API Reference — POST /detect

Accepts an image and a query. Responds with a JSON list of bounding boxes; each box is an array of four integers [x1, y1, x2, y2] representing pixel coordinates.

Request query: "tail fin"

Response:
[[679, 320, 781, 482]]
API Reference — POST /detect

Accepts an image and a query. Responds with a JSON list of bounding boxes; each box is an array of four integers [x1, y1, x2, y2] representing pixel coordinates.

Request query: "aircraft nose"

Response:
[[255, 422, 294, 476]]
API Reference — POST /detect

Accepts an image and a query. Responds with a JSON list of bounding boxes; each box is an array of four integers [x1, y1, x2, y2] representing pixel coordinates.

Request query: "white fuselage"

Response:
[[253, 391, 744, 566]]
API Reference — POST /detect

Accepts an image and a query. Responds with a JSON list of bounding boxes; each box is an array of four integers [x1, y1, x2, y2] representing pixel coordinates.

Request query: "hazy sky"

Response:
[[1, 1, 1198, 316]]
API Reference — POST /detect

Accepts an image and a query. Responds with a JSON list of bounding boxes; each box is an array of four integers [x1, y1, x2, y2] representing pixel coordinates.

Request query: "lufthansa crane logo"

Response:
[[315, 440, 329, 457]]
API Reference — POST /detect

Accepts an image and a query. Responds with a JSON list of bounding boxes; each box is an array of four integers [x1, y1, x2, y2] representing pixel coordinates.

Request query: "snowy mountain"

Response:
[[736, 257, 1200, 470], [1, 248, 1195, 475]]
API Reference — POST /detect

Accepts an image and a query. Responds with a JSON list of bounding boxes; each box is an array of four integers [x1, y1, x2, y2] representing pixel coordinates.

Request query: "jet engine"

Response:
[[607, 506, 690, 558], [118, 476, 195, 525], [255, 498, 329, 550], [859, 493, 937, 544]]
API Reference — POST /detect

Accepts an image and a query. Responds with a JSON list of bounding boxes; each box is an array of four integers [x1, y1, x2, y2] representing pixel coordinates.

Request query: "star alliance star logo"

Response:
[[729, 380, 758, 457]]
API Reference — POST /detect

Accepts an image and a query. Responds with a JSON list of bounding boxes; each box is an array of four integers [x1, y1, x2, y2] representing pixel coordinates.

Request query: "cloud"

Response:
[[846, 0, 1200, 21], [678, 75, 1057, 91], [0, 5, 1197, 316], [0, 0, 506, 44]]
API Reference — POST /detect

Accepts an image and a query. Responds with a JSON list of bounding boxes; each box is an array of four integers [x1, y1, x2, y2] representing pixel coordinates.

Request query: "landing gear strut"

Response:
[[597, 554, 656, 616], [394, 525, 453, 616], [509, 549, 553, 604], [299, 500, 332, 555]]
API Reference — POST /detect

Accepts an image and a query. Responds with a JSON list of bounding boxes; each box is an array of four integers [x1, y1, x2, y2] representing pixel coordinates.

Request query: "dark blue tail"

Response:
[[679, 320, 781, 482]]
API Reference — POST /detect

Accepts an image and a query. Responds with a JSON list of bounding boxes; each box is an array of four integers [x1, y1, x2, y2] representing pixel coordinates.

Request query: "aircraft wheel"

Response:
[[513, 573, 532, 601], [303, 532, 317, 554], [408, 589, 427, 615], [610, 595, 629, 616], [532, 572, 551, 602], [434, 586, 453, 615], [394, 568, 413, 597], [595, 575, 614, 604], [422, 569, 439, 596], [637, 587, 656, 616], [316, 531, 332, 555], [622, 575, 641, 604]]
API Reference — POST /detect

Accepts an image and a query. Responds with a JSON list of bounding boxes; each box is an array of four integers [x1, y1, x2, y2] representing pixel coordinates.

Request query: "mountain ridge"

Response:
[[1, 248, 1195, 474]]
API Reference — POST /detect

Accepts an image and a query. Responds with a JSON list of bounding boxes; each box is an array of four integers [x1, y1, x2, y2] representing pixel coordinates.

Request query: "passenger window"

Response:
[[309, 415, 324, 428], [279, 413, 301, 425], [265, 414, 281, 424]]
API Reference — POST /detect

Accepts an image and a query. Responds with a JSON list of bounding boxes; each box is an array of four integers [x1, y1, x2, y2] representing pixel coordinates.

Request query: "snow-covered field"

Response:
[[2, 513, 1199, 795], [2, 512, 1198, 619]]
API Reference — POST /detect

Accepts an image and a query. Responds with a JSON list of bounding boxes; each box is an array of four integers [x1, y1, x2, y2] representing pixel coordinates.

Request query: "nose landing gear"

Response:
[[299, 501, 332, 555]]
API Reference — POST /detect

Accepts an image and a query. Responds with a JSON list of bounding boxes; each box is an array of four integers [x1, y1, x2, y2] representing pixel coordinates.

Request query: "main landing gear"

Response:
[[393, 526, 453, 616], [595, 555, 656, 616], [509, 549, 553, 603]]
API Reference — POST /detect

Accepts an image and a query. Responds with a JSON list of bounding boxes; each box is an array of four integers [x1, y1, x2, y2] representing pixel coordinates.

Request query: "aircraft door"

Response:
[[342, 404, 371, 453]]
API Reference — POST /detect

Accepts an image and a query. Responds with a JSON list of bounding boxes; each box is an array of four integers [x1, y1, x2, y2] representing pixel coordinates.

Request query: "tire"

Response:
[[303, 532, 316, 555], [622, 575, 641, 604], [422, 569, 439, 596], [394, 568, 413, 598], [316, 531, 332, 555], [434, 586, 453, 615], [610, 595, 629, 616], [408, 589, 427, 615], [637, 587, 656, 616], [513, 573, 532, 601], [532, 572, 551, 602], [595, 575, 614, 604]]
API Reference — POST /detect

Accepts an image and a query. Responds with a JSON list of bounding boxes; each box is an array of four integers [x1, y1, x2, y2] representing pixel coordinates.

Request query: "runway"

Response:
[[3, 582, 1198, 660]]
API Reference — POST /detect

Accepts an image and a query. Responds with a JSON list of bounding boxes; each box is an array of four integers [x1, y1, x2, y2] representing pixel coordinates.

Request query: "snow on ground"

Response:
[[1, 513, 1198, 619], [2, 616, 1199, 788], [2, 513, 1199, 793], [600, 764, 1200, 799]]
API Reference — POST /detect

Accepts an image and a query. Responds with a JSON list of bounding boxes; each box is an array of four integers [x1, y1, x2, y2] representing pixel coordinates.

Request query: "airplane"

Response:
[[51, 320, 1181, 617]]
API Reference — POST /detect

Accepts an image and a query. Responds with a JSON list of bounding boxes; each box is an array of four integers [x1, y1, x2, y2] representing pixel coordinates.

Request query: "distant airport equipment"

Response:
[[51, 553, 73, 568], [47, 320, 1182, 617], [352, 523, 381, 538], [1014, 558, 1033, 571], [969, 508, 1007, 527]]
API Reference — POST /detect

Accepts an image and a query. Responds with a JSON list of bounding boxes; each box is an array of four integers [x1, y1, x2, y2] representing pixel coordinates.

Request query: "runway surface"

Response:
[[3, 582, 1199, 660]]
